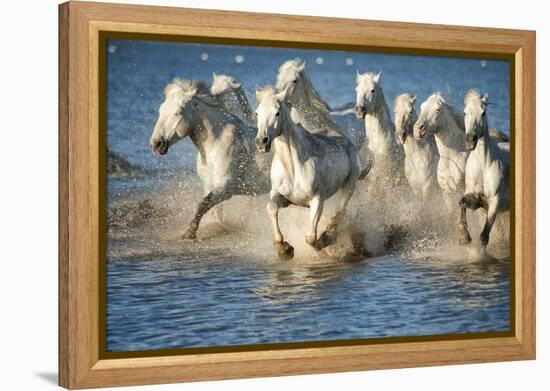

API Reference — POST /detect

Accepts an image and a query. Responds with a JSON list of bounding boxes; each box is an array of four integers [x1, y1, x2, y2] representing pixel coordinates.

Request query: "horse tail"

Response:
[[489, 129, 510, 143]]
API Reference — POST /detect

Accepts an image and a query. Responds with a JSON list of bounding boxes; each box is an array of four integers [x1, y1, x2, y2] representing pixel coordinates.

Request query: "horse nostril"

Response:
[[155, 140, 163, 149], [419, 124, 424, 130], [262, 137, 269, 145]]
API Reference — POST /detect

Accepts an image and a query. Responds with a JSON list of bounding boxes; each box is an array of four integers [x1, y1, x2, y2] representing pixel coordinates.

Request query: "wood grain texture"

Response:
[[58, 1, 536, 389]]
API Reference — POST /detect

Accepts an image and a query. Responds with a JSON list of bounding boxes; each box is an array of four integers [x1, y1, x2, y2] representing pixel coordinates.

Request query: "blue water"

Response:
[[105, 39, 511, 352]]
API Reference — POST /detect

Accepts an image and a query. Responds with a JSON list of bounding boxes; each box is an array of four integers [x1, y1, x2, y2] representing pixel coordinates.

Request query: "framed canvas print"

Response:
[[59, 1, 536, 389]]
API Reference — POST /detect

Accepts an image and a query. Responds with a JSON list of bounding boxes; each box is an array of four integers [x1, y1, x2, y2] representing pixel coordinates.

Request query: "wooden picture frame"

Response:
[[59, 1, 536, 389]]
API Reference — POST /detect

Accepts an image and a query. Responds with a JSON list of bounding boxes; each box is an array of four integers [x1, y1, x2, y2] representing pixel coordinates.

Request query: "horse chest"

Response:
[[365, 119, 392, 155], [271, 157, 314, 205]]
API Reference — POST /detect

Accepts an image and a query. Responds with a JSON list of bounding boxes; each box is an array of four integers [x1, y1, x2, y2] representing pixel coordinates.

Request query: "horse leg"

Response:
[[458, 194, 487, 245], [316, 178, 357, 251], [306, 196, 324, 248], [183, 190, 232, 239], [267, 192, 294, 260], [480, 198, 498, 247]]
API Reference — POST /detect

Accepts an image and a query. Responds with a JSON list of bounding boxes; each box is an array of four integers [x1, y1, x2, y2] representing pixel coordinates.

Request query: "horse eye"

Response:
[[371, 89, 375, 93], [293, 80, 297, 84], [276, 111, 280, 117], [482, 111, 486, 116]]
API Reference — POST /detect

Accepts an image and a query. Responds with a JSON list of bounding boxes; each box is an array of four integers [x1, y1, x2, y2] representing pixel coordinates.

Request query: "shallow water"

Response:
[[106, 251, 509, 352], [105, 39, 511, 352]]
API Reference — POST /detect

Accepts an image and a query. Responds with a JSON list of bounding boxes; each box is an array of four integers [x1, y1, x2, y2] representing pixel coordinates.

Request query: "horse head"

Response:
[[413, 92, 448, 140], [149, 78, 202, 155], [355, 71, 382, 119], [463, 89, 490, 150], [394, 93, 417, 145], [254, 86, 287, 153]]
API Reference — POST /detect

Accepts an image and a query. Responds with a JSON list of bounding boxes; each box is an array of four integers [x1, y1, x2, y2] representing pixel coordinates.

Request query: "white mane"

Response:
[[210, 73, 241, 96], [276, 59, 331, 113], [464, 88, 485, 107], [394, 93, 415, 113], [164, 78, 219, 107]]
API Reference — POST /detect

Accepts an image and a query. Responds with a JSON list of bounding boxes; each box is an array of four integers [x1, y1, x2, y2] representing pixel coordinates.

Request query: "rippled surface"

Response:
[[106, 251, 509, 351]]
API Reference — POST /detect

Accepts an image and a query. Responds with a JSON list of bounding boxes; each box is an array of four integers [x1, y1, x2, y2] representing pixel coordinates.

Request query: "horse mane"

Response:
[[164, 78, 220, 107], [464, 88, 484, 106], [276, 59, 332, 113], [430, 92, 464, 129], [210, 73, 240, 96], [255, 85, 278, 102], [394, 93, 415, 113]]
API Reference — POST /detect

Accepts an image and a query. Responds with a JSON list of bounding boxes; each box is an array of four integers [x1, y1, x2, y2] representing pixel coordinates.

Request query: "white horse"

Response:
[[355, 71, 404, 182], [276, 59, 363, 147], [210, 72, 256, 127], [413, 93, 469, 211], [255, 87, 365, 260], [458, 90, 510, 247], [394, 93, 439, 200], [149, 78, 270, 239]]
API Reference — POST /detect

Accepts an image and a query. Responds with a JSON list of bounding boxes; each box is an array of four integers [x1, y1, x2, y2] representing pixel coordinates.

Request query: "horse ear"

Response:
[[297, 61, 306, 73], [212, 72, 218, 79], [410, 95, 417, 104], [356, 70, 362, 84], [481, 93, 490, 104], [373, 71, 382, 83]]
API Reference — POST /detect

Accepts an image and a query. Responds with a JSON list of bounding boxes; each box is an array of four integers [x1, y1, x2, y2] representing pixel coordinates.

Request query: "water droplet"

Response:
[[480, 60, 488, 68], [108, 45, 117, 54], [315, 57, 324, 65], [346, 58, 354, 66], [235, 55, 244, 64], [200, 52, 209, 61]]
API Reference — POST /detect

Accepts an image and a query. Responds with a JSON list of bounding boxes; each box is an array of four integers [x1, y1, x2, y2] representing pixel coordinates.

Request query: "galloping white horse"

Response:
[[394, 93, 439, 200], [459, 90, 510, 247], [355, 71, 404, 182], [149, 78, 270, 239], [210, 73, 256, 127], [413, 93, 469, 211], [276, 59, 363, 147], [255, 87, 365, 260]]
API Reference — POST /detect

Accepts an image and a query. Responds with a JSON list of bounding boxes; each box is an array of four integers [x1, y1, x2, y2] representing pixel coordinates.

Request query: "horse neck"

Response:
[[366, 90, 394, 133], [472, 122, 496, 158], [187, 98, 226, 148], [365, 90, 396, 155], [273, 105, 307, 165], [289, 78, 337, 131], [433, 106, 467, 157]]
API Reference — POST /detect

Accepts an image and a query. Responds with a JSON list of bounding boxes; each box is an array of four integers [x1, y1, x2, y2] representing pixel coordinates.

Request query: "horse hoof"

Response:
[[458, 226, 471, 246], [275, 241, 294, 261], [480, 233, 489, 247], [315, 231, 337, 251], [305, 235, 317, 247], [182, 229, 197, 240]]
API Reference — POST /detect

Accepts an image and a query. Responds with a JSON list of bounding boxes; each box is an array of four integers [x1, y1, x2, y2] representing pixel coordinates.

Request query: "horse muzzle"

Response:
[[413, 124, 426, 140], [256, 136, 271, 153], [396, 130, 407, 145], [465, 136, 478, 151], [355, 106, 366, 119], [151, 138, 169, 155]]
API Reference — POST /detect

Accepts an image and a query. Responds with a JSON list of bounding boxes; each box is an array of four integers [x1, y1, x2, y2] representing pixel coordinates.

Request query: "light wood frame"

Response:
[[59, 1, 536, 389]]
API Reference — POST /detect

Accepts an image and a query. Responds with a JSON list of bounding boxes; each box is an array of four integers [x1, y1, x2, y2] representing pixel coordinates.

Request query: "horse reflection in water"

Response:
[[252, 261, 363, 306]]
